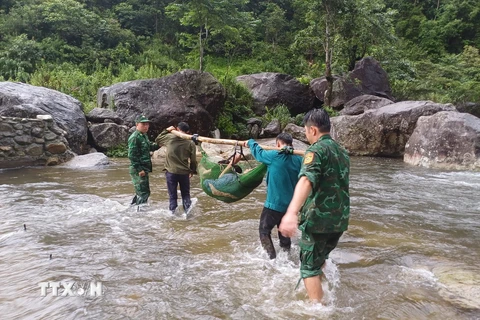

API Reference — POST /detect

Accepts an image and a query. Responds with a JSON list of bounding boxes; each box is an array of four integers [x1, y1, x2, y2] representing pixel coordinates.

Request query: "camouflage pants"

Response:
[[129, 167, 150, 205], [298, 231, 343, 279]]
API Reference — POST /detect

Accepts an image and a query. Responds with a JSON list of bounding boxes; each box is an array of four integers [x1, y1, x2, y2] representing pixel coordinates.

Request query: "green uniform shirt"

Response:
[[128, 130, 159, 172], [155, 130, 197, 175], [299, 134, 350, 234]]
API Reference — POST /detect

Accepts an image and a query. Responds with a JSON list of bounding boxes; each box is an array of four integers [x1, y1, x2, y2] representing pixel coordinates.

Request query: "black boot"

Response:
[[131, 195, 137, 205]]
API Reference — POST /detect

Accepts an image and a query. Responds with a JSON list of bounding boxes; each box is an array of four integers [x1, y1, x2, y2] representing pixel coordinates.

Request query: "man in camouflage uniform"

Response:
[[279, 108, 350, 303], [128, 115, 159, 205]]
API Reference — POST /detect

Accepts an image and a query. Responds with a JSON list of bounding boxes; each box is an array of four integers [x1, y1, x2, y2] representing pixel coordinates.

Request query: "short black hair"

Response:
[[302, 108, 331, 132], [177, 122, 190, 132], [276, 132, 293, 146]]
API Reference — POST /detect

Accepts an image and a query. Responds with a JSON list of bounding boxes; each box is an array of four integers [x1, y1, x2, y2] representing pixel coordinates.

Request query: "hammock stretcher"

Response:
[[168, 130, 303, 203], [197, 144, 267, 203]]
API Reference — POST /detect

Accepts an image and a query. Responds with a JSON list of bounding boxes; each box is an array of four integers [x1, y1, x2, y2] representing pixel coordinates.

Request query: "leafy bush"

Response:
[[262, 104, 294, 130], [215, 75, 255, 139], [106, 144, 128, 158]]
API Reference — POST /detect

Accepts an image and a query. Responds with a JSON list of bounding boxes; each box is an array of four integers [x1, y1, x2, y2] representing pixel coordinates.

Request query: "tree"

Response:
[[166, 0, 254, 71], [292, 0, 354, 107], [292, 0, 396, 106]]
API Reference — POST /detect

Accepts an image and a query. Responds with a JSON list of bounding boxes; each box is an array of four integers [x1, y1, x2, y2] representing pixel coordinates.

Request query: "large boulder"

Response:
[[404, 112, 480, 170], [311, 57, 394, 109], [86, 107, 124, 125], [350, 57, 394, 100], [88, 123, 129, 151], [455, 102, 480, 118], [236, 72, 316, 115], [97, 69, 226, 140], [0, 82, 88, 154], [331, 101, 456, 157], [260, 119, 281, 138], [340, 94, 394, 115], [310, 76, 361, 109], [61, 152, 110, 168], [283, 123, 308, 144]]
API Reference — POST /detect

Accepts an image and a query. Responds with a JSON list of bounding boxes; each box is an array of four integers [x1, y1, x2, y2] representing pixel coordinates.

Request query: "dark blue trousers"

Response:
[[165, 172, 191, 211]]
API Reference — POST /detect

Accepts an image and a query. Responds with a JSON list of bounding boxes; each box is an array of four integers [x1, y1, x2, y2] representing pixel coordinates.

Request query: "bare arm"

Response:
[[279, 176, 312, 237]]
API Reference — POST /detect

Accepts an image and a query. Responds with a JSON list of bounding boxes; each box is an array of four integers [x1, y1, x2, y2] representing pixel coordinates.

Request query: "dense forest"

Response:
[[0, 0, 479, 119]]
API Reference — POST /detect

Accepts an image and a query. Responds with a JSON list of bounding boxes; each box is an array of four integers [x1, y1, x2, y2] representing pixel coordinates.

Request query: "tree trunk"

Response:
[[199, 25, 204, 71], [324, 5, 333, 108]]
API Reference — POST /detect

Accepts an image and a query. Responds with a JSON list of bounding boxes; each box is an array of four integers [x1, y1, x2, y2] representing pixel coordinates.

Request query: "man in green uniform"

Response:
[[155, 122, 197, 213], [279, 108, 350, 303], [128, 115, 159, 205]]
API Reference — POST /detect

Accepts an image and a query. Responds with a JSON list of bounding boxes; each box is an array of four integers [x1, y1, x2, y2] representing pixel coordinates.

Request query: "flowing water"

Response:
[[0, 157, 479, 319]]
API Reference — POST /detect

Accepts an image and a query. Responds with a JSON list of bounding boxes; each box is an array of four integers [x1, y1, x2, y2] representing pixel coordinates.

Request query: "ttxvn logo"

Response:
[[39, 281, 103, 297]]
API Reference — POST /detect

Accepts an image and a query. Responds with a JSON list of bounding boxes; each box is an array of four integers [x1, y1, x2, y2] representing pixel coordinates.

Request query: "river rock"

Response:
[[332, 101, 456, 157], [311, 57, 393, 109], [62, 152, 109, 168], [340, 94, 394, 115], [0, 82, 88, 154], [236, 72, 315, 115], [455, 102, 480, 118], [310, 76, 362, 109], [87, 107, 124, 125], [260, 119, 281, 138], [283, 123, 308, 144], [433, 266, 480, 310], [88, 123, 129, 150], [246, 118, 263, 139], [404, 111, 480, 170], [97, 69, 226, 140]]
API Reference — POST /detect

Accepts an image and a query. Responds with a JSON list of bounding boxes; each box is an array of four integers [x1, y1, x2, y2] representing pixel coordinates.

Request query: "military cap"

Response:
[[135, 115, 151, 123]]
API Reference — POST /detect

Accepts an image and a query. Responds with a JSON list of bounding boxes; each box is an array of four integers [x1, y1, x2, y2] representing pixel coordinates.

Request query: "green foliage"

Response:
[[262, 104, 294, 130], [294, 113, 305, 126], [390, 45, 480, 104], [0, 0, 477, 112], [215, 75, 255, 139], [0, 34, 41, 82], [29, 60, 176, 114], [106, 144, 129, 158], [323, 106, 339, 118]]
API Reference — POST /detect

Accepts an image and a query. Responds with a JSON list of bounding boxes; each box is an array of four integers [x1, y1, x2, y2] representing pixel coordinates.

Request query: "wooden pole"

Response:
[[168, 130, 306, 156]]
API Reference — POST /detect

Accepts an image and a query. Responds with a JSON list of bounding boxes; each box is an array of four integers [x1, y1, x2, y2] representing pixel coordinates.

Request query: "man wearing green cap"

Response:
[[128, 115, 159, 205]]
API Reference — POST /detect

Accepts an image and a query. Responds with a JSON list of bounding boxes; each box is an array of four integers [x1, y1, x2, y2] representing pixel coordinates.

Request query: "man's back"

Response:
[[300, 134, 350, 234], [156, 131, 197, 175], [247, 140, 302, 212]]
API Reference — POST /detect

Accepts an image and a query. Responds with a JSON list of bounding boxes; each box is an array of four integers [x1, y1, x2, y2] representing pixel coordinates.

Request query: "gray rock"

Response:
[[331, 101, 456, 157], [283, 123, 308, 144], [311, 57, 393, 109], [46, 142, 67, 154], [261, 119, 282, 138], [86, 107, 124, 124], [14, 136, 32, 145], [62, 152, 110, 168], [340, 94, 394, 115], [26, 145, 44, 156], [88, 123, 129, 150], [247, 118, 263, 126], [236, 72, 315, 115], [0, 82, 88, 154], [310, 76, 361, 109], [404, 111, 480, 170], [455, 102, 480, 118], [97, 69, 226, 139]]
